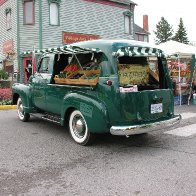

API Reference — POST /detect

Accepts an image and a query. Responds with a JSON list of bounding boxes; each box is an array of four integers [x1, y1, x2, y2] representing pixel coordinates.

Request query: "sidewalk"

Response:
[[0, 104, 195, 112], [175, 103, 196, 114], [0, 105, 16, 110]]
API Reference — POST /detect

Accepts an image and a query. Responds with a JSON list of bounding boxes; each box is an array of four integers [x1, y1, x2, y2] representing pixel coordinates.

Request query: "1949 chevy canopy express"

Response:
[[12, 40, 181, 145]]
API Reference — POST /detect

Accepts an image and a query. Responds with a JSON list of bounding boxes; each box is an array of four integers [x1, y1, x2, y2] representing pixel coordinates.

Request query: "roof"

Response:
[[73, 39, 165, 57], [21, 39, 165, 58], [109, 0, 137, 5], [134, 24, 150, 35], [73, 39, 153, 48]]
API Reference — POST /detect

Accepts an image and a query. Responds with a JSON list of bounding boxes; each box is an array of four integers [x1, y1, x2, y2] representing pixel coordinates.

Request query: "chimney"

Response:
[[143, 15, 149, 32]]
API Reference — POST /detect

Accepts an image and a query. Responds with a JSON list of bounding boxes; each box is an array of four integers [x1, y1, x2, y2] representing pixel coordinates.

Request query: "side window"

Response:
[[74, 52, 104, 71], [49, 1, 60, 25], [124, 15, 130, 34], [24, 0, 34, 25], [39, 57, 49, 73], [123, 11, 133, 35]]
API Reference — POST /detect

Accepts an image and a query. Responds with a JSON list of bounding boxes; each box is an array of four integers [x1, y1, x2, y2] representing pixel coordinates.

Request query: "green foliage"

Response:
[[154, 17, 174, 45], [173, 18, 189, 44], [0, 100, 12, 105], [0, 69, 9, 80]]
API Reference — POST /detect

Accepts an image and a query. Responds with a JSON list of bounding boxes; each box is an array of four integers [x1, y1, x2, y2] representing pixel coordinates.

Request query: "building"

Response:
[[0, 0, 149, 81], [135, 15, 149, 42]]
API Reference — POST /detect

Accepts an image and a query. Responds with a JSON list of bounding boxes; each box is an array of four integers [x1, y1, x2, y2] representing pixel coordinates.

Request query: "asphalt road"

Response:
[[0, 106, 196, 196]]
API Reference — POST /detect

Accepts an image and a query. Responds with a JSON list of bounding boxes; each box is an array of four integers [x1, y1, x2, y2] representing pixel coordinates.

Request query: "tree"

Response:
[[154, 17, 174, 45], [173, 18, 189, 44]]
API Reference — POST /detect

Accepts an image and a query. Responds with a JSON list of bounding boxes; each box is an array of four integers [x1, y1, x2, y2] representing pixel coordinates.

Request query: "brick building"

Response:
[[0, 0, 149, 80]]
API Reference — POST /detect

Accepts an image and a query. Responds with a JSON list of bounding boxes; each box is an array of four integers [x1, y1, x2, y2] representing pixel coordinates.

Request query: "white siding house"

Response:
[[0, 0, 149, 82]]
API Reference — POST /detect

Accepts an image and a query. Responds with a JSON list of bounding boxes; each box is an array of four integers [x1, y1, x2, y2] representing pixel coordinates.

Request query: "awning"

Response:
[[21, 45, 102, 56], [113, 46, 165, 57], [158, 40, 196, 56]]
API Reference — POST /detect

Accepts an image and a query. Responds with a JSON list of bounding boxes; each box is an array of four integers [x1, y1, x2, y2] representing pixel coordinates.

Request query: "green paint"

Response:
[[58, 2, 60, 26], [132, 12, 135, 38], [48, 0, 61, 4], [39, 0, 43, 49], [189, 54, 196, 89], [123, 11, 133, 17], [17, 0, 20, 83], [80, 103, 93, 118]]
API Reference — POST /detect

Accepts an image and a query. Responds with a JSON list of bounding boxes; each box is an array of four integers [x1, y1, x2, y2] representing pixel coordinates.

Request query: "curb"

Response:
[[0, 105, 17, 110]]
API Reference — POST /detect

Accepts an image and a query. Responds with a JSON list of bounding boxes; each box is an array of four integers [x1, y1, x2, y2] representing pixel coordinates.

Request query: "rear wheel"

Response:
[[17, 98, 30, 122], [69, 110, 94, 145]]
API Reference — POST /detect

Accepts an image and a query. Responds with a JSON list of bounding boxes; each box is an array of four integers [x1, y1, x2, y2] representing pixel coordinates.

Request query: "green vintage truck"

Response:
[[12, 40, 181, 145]]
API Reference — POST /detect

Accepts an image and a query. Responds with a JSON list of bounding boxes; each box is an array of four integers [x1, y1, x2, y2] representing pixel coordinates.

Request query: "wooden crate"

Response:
[[54, 70, 100, 86], [149, 69, 159, 82], [171, 70, 191, 77]]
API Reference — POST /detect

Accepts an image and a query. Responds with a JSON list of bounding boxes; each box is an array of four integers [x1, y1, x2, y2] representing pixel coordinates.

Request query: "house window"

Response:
[[24, 0, 34, 25], [138, 34, 144, 41], [123, 11, 133, 35], [124, 15, 130, 34], [5, 8, 11, 30], [49, 2, 59, 25], [144, 35, 148, 42], [135, 34, 148, 42]]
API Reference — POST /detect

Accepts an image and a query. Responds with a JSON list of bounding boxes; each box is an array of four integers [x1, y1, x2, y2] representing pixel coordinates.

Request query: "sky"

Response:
[[133, 0, 196, 44]]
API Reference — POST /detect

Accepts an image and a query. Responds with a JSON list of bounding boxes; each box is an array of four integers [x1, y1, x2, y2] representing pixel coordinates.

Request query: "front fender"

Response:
[[61, 93, 110, 133], [12, 83, 35, 113]]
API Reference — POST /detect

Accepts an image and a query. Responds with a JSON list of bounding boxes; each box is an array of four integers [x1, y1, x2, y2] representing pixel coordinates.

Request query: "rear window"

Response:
[[117, 56, 161, 91]]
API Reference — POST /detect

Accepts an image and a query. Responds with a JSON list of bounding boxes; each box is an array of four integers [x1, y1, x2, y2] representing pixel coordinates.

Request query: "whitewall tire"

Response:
[[17, 98, 30, 122], [69, 110, 94, 145]]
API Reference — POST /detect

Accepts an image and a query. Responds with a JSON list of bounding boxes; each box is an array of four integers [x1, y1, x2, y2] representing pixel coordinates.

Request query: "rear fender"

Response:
[[61, 93, 110, 133]]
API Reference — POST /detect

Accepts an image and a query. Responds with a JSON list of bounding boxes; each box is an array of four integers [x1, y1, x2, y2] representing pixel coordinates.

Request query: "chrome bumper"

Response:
[[110, 115, 181, 136]]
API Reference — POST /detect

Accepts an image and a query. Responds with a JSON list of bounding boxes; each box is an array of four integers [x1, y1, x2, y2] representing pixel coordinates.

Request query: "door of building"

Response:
[[23, 57, 32, 83]]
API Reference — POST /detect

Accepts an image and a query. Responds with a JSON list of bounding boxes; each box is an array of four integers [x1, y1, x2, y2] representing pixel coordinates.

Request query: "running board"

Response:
[[42, 113, 61, 124], [31, 113, 61, 124]]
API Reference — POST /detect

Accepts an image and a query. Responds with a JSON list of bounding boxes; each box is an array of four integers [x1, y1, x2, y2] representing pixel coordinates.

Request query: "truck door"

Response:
[[45, 53, 69, 114], [32, 56, 52, 111]]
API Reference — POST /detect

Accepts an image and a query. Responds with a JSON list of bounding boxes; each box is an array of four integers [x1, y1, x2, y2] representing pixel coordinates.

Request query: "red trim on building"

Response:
[[63, 32, 100, 44], [83, 0, 129, 9], [0, 0, 8, 6]]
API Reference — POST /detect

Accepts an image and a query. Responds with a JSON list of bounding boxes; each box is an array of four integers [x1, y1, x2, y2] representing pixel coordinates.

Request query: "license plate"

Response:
[[151, 103, 163, 114]]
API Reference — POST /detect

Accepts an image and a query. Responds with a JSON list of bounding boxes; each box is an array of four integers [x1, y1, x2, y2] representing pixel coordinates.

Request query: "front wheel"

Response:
[[69, 110, 94, 145], [17, 98, 30, 122]]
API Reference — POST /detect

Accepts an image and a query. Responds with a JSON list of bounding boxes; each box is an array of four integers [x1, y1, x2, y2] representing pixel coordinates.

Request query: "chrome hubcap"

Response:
[[72, 115, 86, 138]]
